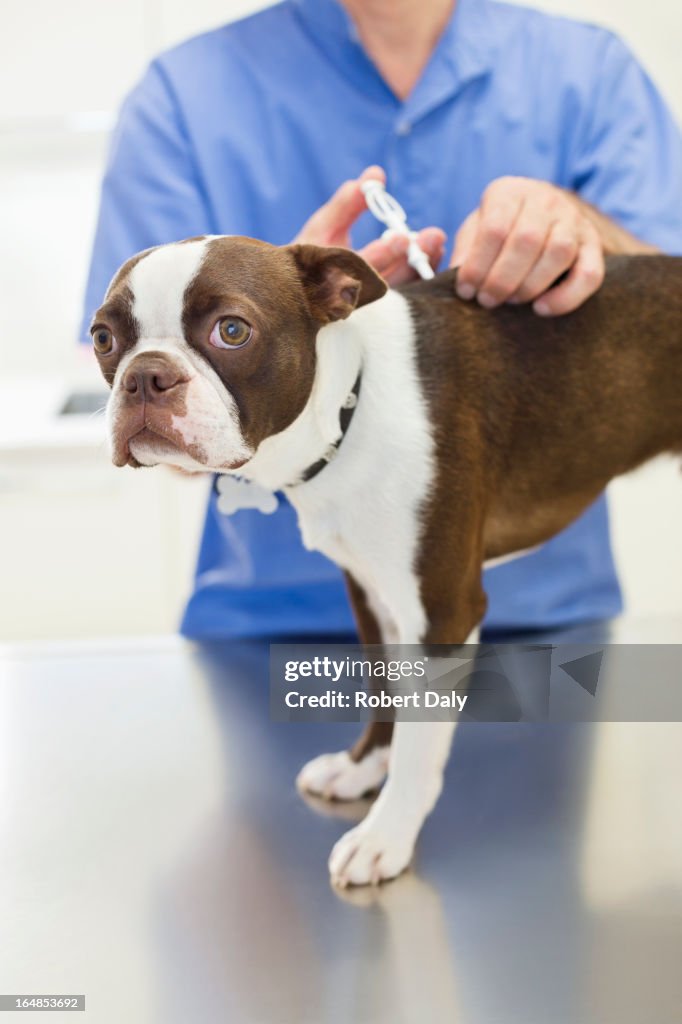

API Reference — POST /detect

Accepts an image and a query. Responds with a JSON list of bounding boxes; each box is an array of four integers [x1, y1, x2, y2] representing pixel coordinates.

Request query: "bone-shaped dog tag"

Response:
[[215, 475, 279, 515]]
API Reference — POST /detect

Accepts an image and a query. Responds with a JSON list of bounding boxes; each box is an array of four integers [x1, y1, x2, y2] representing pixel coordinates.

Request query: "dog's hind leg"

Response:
[[296, 573, 393, 801]]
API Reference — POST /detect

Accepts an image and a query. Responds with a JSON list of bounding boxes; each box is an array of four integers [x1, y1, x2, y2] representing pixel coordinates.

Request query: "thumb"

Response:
[[357, 164, 386, 190], [295, 166, 386, 247]]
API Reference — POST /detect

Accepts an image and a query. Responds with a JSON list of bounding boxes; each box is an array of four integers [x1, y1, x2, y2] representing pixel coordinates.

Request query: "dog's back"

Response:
[[402, 254, 682, 558]]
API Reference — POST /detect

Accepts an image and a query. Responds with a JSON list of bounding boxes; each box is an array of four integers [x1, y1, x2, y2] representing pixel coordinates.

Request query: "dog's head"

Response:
[[91, 236, 386, 472]]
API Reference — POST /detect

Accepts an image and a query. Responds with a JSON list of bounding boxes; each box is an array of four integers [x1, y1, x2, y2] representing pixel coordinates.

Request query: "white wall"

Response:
[[526, 0, 680, 116], [0, 0, 272, 381], [0, 0, 680, 638]]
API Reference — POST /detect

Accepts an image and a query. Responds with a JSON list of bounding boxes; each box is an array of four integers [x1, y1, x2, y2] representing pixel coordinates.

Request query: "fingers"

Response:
[[416, 227, 447, 270], [454, 187, 522, 299], [294, 166, 386, 248], [360, 227, 446, 286], [533, 223, 605, 316], [295, 165, 447, 287], [358, 165, 386, 188], [474, 201, 556, 307], [508, 221, 579, 304], [451, 177, 606, 315], [294, 180, 366, 248], [387, 228, 446, 285], [360, 234, 410, 276]]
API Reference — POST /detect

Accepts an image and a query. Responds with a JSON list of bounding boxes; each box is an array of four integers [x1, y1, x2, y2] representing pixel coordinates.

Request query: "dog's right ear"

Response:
[[288, 244, 388, 325]]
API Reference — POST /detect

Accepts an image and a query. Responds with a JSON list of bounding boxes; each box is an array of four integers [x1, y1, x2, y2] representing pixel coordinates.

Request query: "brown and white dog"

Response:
[[92, 236, 682, 886]]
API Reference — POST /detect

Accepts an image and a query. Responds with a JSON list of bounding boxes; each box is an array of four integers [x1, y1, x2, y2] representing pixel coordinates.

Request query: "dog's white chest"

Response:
[[284, 291, 437, 644]]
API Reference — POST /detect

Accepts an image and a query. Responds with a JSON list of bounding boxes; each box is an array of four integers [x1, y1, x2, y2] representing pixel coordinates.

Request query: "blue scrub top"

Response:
[[82, 0, 682, 639]]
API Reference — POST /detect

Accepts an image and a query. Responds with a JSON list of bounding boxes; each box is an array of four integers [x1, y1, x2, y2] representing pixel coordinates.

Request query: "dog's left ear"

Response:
[[289, 244, 388, 324]]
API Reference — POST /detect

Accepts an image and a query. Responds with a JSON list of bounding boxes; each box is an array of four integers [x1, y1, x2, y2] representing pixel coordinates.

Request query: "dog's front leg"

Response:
[[328, 621, 481, 888], [328, 717, 461, 887]]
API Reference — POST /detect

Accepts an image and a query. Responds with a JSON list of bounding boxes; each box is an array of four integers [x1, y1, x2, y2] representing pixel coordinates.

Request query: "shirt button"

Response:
[[395, 120, 411, 136]]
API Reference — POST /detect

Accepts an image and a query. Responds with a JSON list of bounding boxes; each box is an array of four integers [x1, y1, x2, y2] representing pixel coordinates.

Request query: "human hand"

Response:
[[451, 176, 606, 316], [294, 166, 446, 286]]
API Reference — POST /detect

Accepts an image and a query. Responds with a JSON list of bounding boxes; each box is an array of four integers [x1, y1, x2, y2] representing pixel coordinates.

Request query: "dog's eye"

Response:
[[210, 317, 252, 349], [91, 327, 117, 356]]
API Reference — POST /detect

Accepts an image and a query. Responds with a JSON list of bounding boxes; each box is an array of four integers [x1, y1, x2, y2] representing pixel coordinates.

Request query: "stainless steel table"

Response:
[[1, 622, 680, 1023]]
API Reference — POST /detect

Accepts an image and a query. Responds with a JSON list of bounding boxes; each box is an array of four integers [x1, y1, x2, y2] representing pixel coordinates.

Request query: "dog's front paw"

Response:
[[296, 748, 388, 801], [328, 819, 415, 887]]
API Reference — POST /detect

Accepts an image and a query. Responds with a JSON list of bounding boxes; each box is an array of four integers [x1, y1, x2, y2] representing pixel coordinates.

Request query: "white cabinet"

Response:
[[0, 378, 209, 643], [0, 447, 209, 642]]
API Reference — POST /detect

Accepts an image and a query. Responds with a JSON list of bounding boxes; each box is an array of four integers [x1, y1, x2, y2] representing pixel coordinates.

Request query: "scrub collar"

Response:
[[292, 0, 497, 123]]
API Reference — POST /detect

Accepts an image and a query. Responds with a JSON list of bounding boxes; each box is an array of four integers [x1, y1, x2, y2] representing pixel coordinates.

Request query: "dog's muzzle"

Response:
[[110, 353, 194, 467]]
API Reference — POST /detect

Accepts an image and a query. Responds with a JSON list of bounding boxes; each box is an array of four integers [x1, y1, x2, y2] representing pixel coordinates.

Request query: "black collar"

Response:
[[291, 373, 361, 486]]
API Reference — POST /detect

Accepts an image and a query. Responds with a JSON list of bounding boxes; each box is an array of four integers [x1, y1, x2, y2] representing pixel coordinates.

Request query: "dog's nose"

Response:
[[122, 360, 187, 399]]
